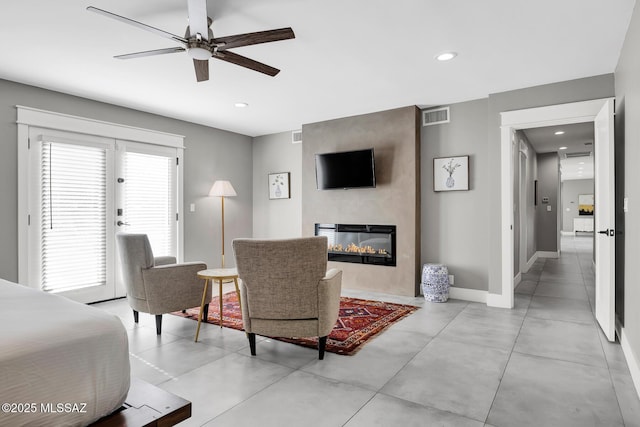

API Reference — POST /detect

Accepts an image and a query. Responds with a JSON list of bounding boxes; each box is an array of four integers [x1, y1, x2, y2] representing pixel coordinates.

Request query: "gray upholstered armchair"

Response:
[[116, 233, 211, 335], [232, 236, 342, 359]]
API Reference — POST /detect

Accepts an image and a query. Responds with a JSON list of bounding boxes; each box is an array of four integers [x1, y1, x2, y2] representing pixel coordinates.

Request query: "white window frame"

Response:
[[17, 105, 185, 288]]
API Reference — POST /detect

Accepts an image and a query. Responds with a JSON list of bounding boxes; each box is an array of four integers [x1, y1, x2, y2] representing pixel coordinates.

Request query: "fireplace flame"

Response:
[[328, 243, 388, 256]]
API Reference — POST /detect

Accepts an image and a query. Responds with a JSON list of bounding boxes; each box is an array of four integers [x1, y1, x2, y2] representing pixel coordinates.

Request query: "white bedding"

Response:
[[0, 279, 130, 427]]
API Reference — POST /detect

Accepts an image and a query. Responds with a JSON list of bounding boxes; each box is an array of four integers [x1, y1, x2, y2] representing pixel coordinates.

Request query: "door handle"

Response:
[[597, 229, 615, 236], [117, 221, 130, 226]]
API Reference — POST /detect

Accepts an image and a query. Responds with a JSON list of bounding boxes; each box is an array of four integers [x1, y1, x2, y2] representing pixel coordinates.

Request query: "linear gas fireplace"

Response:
[[315, 223, 396, 266]]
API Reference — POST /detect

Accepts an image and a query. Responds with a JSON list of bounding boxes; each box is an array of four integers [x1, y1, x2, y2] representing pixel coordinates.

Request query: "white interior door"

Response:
[[594, 98, 616, 341], [519, 151, 528, 273]]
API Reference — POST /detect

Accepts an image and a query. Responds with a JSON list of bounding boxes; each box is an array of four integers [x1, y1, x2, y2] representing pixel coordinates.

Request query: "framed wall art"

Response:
[[268, 172, 290, 199], [578, 193, 594, 215], [433, 156, 469, 191]]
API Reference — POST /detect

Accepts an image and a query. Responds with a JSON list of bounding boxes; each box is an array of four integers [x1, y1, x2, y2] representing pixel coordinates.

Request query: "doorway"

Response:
[[499, 98, 616, 341], [24, 128, 179, 303], [516, 121, 595, 271], [17, 107, 185, 304]]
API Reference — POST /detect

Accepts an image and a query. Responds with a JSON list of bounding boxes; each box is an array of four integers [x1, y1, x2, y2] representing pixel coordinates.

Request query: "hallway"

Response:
[[498, 233, 636, 426]]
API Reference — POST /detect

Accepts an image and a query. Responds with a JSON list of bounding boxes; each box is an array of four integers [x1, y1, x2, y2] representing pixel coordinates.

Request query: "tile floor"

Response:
[[94, 234, 640, 426]]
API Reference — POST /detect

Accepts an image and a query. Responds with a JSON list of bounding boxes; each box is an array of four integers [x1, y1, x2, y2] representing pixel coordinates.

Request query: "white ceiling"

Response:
[[0, 0, 635, 137], [523, 122, 595, 181]]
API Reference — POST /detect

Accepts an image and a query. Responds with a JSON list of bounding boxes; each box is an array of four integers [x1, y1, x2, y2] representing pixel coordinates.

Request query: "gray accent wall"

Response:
[[535, 153, 560, 252], [486, 74, 615, 294], [615, 0, 640, 387], [0, 79, 253, 281], [301, 106, 421, 297], [252, 131, 302, 238], [561, 179, 595, 232], [422, 99, 489, 291]]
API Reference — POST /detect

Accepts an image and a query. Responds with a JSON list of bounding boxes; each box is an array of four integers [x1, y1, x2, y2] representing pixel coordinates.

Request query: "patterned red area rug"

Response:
[[173, 292, 419, 356]]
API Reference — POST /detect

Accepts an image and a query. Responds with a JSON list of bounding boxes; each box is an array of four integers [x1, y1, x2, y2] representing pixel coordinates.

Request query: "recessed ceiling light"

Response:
[[559, 146, 568, 150], [554, 131, 565, 135], [234, 102, 249, 108], [435, 52, 457, 61], [579, 162, 585, 164]]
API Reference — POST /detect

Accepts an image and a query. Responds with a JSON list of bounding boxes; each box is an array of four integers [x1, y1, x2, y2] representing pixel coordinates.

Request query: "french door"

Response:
[[115, 141, 178, 296], [26, 127, 179, 303]]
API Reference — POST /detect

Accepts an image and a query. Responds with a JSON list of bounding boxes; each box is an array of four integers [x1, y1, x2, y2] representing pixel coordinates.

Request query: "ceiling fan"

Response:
[[87, 0, 295, 82]]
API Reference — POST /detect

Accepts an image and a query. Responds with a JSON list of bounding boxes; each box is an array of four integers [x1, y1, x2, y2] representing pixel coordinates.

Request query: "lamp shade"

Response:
[[209, 180, 237, 197]]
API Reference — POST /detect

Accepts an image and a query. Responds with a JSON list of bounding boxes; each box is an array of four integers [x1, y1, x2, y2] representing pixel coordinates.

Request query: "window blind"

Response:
[[123, 151, 175, 257], [41, 142, 107, 292]]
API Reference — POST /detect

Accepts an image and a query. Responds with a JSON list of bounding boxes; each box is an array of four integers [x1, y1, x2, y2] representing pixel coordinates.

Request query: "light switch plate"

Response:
[[547, 205, 552, 212], [190, 203, 195, 212]]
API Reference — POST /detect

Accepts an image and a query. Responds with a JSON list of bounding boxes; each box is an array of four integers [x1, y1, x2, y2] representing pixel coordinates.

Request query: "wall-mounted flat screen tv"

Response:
[[315, 148, 376, 190]]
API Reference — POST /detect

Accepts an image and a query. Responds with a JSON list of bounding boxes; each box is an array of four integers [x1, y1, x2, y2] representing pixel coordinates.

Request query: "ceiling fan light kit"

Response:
[[87, 0, 294, 82], [188, 46, 212, 61]]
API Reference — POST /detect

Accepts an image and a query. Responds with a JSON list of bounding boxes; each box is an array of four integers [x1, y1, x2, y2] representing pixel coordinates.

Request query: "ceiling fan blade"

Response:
[[213, 50, 280, 76], [213, 28, 295, 51], [193, 59, 209, 82], [87, 6, 188, 45], [187, 0, 209, 40], [115, 47, 185, 60]]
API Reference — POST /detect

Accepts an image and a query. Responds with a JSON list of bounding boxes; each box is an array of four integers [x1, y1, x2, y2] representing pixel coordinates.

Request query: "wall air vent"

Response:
[[292, 130, 302, 144], [422, 106, 450, 126], [563, 151, 593, 159]]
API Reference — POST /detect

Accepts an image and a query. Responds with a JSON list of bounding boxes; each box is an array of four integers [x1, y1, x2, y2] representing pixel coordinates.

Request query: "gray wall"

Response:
[[421, 75, 612, 293], [0, 79, 253, 281], [302, 106, 421, 297], [536, 153, 560, 252], [422, 99, 489, 291], [252, 131, 302, 238], [253, 76, 614, 294], [486, 74, 615, 294], [561, 179, 594, 232], [615, 0, 640, 383]]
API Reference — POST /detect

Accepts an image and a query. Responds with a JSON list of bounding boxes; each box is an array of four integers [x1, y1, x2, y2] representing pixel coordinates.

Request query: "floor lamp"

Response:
[[209, 180, 237, 268]]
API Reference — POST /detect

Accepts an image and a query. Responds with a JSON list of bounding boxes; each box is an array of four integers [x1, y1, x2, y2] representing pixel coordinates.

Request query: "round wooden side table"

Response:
[[194, 268, 241, 342]]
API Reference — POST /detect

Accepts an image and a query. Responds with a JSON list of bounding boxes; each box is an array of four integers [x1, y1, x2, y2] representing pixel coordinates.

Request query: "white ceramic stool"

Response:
[[421, 263, 449, 302]]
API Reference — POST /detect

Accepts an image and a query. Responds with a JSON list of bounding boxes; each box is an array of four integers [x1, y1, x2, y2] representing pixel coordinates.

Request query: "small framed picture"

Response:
[[433, 156, 469, 191], [578, 194, 594, 215], [268, 172, 290, 199]]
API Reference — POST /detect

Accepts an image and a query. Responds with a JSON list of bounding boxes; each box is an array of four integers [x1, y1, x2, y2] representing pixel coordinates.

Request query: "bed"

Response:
[[0, 278, 130, 427]]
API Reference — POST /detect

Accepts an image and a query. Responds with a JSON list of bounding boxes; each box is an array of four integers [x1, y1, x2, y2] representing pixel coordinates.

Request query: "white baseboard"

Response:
[[514, 272, 522, 286], [620, 328, 640, 401], [487, 292, 512, 308], [526, 252, 539, 271], [537, 250, 559, 259], [448, 286, 487, 303]]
